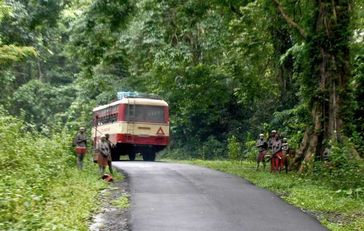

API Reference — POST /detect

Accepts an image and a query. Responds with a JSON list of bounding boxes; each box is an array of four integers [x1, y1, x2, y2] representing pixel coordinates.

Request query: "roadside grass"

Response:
[[112, 194, 130, 209], [111, 169, 125, 181], [41, 162, 107, 231], [41, 161, 126, 230], [179, 160, 364, 231], [0, 111, 113, 230]]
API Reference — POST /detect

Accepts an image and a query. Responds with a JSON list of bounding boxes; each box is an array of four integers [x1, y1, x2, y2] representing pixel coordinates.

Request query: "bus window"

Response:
[[125, 105, 165, 123], [94, 113, 118, 125], [111, 113, 117, 123]]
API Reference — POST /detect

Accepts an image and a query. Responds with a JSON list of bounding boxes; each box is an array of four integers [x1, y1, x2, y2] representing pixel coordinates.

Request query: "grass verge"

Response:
[[112, 195, 130, 209], [41, 162, 107, 231], [180, 160, 364, 231], [0, 111, 112, 230]]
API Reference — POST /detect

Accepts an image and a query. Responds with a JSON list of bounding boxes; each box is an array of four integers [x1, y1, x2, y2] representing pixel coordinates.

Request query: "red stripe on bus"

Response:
[[116, 134, 169, 145]]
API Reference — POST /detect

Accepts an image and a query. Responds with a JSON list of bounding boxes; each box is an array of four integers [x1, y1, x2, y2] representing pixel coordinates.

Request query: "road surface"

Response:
[[113, 161, 327, 231]]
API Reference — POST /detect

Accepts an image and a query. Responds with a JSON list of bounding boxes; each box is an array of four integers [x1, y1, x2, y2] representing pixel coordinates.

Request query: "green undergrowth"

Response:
[[0, 111, 106, 230], [180, 160, 364, 231], [112, 194, 130, 209], [40, 166, 106, 231]]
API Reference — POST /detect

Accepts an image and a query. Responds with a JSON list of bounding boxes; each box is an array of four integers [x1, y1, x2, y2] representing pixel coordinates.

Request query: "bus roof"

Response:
[[93, 98, 168, 112]]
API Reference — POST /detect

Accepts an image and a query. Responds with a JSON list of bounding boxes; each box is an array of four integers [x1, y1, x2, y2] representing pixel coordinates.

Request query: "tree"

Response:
[[0, 0, 36, 63], [272, 0, 355, 170], [351, 0, 364, 156], [0, 0, 77, 128]]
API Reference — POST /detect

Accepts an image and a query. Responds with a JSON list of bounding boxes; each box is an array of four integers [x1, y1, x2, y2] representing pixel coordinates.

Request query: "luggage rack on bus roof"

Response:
[[116, 91, 162, 100]]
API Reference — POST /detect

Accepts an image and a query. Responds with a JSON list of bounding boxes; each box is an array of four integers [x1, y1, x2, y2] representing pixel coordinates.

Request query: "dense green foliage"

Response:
[[0, 109, 105, 230], [227, 135, 241, 161], [0, 0, 363, 228], [184, 160, 364, 231], [0, 0, 77, 128], [1, 0, 363, 158]]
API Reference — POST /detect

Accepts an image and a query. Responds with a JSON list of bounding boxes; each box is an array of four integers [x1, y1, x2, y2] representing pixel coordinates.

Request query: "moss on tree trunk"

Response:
[[274, 0, 353, 171], [298, 0, 352, 171]]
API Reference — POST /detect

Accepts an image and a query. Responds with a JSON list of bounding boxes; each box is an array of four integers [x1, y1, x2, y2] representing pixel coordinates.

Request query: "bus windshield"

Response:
[[125, 105, 165, 123]]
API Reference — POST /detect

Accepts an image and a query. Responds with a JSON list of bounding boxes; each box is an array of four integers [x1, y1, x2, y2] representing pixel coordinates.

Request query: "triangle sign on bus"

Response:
[[156, 127, 165, 135]]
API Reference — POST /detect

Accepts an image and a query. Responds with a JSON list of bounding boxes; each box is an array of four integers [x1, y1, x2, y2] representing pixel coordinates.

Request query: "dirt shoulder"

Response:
[[89, 170, 130, 231]]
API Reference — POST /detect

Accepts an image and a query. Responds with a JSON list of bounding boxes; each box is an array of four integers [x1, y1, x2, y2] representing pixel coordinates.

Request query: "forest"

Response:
[[1, 0, 364, 164], [0, 0, 363, 230]]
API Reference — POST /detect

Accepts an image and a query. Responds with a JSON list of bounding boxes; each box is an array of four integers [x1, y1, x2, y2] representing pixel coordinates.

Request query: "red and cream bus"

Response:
[[92, 93, 169, 161]]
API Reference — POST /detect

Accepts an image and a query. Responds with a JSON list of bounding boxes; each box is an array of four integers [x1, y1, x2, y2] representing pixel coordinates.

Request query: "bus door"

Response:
[[126, 98, 135, 143]]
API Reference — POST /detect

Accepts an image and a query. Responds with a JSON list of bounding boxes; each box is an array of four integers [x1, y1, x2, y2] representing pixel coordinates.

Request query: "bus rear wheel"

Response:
[[142, 152, 156, 161], [112, 144, 122, 161], [142, 153, 148, 161], [128, 153, 136, 161], [149, 152, 156, 161], [111, 153, 120, 161]]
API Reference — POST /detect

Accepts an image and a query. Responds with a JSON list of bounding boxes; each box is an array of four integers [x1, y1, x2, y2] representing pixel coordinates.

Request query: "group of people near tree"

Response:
[[256, 130, 289, 172], [73, 127, 113, 178]]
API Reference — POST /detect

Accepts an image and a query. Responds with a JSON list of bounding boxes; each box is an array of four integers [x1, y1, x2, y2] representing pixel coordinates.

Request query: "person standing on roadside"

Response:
[[256, 134, 268, 170], [105, 134, 114, 174], [271, 132, 283, 172], [74, 127, 87, 170], [282, 138, 289, 155], [267, 130, 277, 150], [266, 130, 276, 166], [97, 135, 110, 176]]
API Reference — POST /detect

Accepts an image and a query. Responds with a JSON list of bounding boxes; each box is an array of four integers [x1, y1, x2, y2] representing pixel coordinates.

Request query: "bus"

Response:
[[92, 92, 170, 161]]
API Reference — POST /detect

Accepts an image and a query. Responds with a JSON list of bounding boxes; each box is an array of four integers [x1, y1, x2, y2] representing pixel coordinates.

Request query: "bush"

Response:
[[199, 136, 227, 160], [160, 148, 193, 160], [162, 136, 227, 160], [228, 135, 241, 161], [243, 139, 257, 161], [0, 110, 104, 230], [311, 141, 364, 195]]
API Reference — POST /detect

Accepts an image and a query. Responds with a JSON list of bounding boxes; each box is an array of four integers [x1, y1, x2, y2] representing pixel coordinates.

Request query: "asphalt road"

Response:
[[113, 161, 327, 231]]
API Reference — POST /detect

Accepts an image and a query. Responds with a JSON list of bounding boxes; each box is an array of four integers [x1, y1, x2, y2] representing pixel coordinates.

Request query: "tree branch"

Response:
[[272, 0, 307, 39]]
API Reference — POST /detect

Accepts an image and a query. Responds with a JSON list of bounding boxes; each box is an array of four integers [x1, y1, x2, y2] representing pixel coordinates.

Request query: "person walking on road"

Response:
[[97, 135, 111, 176], [74, 127, 87, 170], [105, 134, 114, 174]]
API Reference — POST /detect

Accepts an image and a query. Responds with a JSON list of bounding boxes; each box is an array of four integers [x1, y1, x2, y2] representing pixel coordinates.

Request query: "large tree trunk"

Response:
[[294, 0, 351, 171]]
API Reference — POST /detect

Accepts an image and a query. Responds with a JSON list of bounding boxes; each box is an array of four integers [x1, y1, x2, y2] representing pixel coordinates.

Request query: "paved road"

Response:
[[113, 161, 327, 231]]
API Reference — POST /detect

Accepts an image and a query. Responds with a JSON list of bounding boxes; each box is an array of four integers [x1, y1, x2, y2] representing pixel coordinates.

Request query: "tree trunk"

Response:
[[268, 1, 299, 111], [297, 0, 351, 171], [270, 17, 296, 110]]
